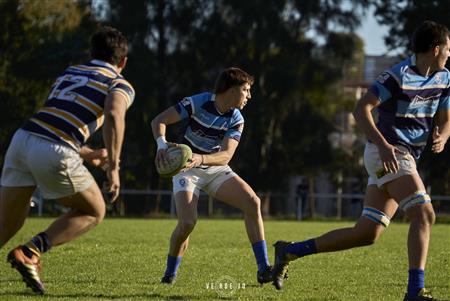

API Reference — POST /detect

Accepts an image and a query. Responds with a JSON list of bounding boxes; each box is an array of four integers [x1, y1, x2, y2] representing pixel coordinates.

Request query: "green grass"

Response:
[[0, 218, 449, 300]]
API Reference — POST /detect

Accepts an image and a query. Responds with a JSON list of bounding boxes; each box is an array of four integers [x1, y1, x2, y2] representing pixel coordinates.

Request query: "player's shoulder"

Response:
[[189, 92, 214, 103], [388, 56, 412, 77], [112, 74, 134, 89], [182, 92, 214, 109], [438, 66, 450, 86], [375, 56, 411, 86], [230, 108, 244, 124]]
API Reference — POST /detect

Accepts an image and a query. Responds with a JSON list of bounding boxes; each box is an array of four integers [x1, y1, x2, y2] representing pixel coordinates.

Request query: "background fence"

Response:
[[29, 189, 450, 221]]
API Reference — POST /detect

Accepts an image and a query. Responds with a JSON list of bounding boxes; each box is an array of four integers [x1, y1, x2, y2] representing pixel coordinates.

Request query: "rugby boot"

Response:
[[7, 246, 44, 294]]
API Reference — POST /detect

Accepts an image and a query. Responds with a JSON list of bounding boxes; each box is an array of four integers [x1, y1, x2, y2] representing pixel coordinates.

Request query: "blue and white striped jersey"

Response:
[[22, 60, 135, 150], [175, 92, 244, 154], [369, 55, 450, 158]]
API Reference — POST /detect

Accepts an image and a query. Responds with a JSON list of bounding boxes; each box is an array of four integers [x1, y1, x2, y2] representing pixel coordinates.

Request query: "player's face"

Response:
[[436, 36, 450, 70], [232, 83, 251, 110]]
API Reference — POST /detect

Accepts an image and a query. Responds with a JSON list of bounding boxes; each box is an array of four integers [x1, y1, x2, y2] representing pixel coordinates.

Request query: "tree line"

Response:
[[1, 0, 449, 196]]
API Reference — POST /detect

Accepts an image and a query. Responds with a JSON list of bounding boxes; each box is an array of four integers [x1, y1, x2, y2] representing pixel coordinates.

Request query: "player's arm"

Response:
[[151, 106, 182, 145], [151, 106, 183, 167], [194, 137, 239, 167], [431, 108, 450, 153], [353, 90, 403, 173], [103, 91, 127, 202], [79, 146, 108, 168]]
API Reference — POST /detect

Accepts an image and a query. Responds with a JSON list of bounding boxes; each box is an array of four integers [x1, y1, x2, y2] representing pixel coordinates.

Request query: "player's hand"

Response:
[[183, 153, 203, 171], [431, 126, 447, 154], [155, 142, 178, 170], [104, 167, 120, 203], [377, 142, 406, 174], [80, 147, 109, 169]]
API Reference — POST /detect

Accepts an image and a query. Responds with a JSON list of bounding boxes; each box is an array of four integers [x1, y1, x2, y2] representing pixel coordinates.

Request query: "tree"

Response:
[[0, 0, 97, 163], [100, 0, 372, 197], [372, 0, 450, 54]]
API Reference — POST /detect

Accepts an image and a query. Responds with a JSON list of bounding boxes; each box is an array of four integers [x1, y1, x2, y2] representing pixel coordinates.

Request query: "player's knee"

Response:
[[357, 207, 389, 246], [0, 215, 25, 236], [94, 209, 105, 225], [355, 230, 381, 246], [178, 219, 197, 235], [244, 194, 261, 213], [408, 205, 435, 227], [85, 205, 105, 227]]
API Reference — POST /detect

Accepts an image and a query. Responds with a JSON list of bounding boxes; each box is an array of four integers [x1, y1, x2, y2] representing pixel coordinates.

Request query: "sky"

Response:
[[356, 6, 390, 55]]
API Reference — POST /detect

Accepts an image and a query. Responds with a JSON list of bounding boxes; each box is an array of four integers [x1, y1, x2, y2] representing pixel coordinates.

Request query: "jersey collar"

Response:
[[90, 59, 119, 74]]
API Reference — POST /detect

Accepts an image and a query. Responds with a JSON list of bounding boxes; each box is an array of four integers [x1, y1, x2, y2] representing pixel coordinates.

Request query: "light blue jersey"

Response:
[[369, 55, 450, 158], [175, 92, 244, 154]]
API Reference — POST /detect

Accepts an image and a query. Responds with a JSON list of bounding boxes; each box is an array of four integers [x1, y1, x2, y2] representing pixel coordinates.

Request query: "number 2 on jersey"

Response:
[[48, 75, 89, 101]]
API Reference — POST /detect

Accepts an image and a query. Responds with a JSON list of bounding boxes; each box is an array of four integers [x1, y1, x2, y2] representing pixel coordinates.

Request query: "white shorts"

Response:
[[172, 165, 236, 197], [364, 142, 417, 187], [1, 129, 94, 199]]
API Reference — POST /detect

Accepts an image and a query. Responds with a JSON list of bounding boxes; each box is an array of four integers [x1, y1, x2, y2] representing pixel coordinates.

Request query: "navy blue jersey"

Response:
[[369, 55, 450, 158], [175, 92, 244, 154]]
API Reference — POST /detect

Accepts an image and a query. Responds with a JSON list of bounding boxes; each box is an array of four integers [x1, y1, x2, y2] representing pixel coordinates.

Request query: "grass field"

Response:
[[0, 218, 448, 301]]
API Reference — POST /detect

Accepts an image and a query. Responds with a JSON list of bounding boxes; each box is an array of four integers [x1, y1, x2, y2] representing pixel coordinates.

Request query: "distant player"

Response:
[[272, 20, 450, 301], [0, 26, 135, 294], [151, 67, 273, 285]]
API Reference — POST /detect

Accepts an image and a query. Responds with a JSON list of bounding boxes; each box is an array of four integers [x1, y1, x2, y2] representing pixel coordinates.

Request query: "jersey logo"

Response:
[[376, 72, 390, 84], [434, 74, 441, 84], [181, 97, 191, 107], [409, 93, 441, 109]]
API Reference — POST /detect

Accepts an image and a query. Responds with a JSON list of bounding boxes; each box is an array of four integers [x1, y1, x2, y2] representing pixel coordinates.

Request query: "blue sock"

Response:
[[407, 269, 424, 297], [164, 255, 182, 277], [285, 239, 317, 258], [252, 240, 270, 272]]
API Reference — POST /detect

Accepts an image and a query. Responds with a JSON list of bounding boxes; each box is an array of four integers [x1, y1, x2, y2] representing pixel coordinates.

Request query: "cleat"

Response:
[[257, 266, 289, 285], [7, 246, 44, 295], [272, 240, 297, 290], [403, 288, 448, 301], [257, 266, 273, 284], [161, 274, 176, 284]]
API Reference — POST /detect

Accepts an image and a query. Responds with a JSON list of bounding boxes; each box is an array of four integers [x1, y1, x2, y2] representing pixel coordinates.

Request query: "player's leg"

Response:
[[0, 129, 37, 248], [6, 132, 103, 294], [169, 191, 198, 256], [0, 186, 35, 248], [213, 174, 272, 284], [0, 130, 47, 294], [43, 182, 105, 246], [314, 185, 397, 252], [384, 173, 436, 300], [214, 175, 264, 243], [271, 184, 397, 289], [162, 191, 198, 284]]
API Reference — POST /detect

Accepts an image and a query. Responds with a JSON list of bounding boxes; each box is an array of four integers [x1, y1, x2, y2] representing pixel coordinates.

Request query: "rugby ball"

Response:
[[157, 144, 192, 177]]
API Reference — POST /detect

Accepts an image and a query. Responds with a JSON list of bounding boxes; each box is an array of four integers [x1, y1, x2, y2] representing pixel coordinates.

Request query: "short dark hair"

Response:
[[412, 20, 450, 53], [214, 67, 254, 94], [90, 26, 128, 65]]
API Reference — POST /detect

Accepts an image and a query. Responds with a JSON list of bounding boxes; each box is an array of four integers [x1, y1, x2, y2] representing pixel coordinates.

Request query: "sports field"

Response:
[[0, 218, 448, 301]]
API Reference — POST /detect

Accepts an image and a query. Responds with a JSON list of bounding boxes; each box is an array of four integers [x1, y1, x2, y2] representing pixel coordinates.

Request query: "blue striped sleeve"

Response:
[[369, 71, 399, 103], [438, 88, 450, 110], [224, 110, 244, 142], [175, 97, 193, 119]]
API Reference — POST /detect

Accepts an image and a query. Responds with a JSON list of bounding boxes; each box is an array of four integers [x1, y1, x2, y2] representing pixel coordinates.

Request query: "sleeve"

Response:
[[438, 87, 450, 110], [224, 111, 244, 142], [368, 71, 400, 104], [109, 78, 135, 109], [174, 96, 194, 119]]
